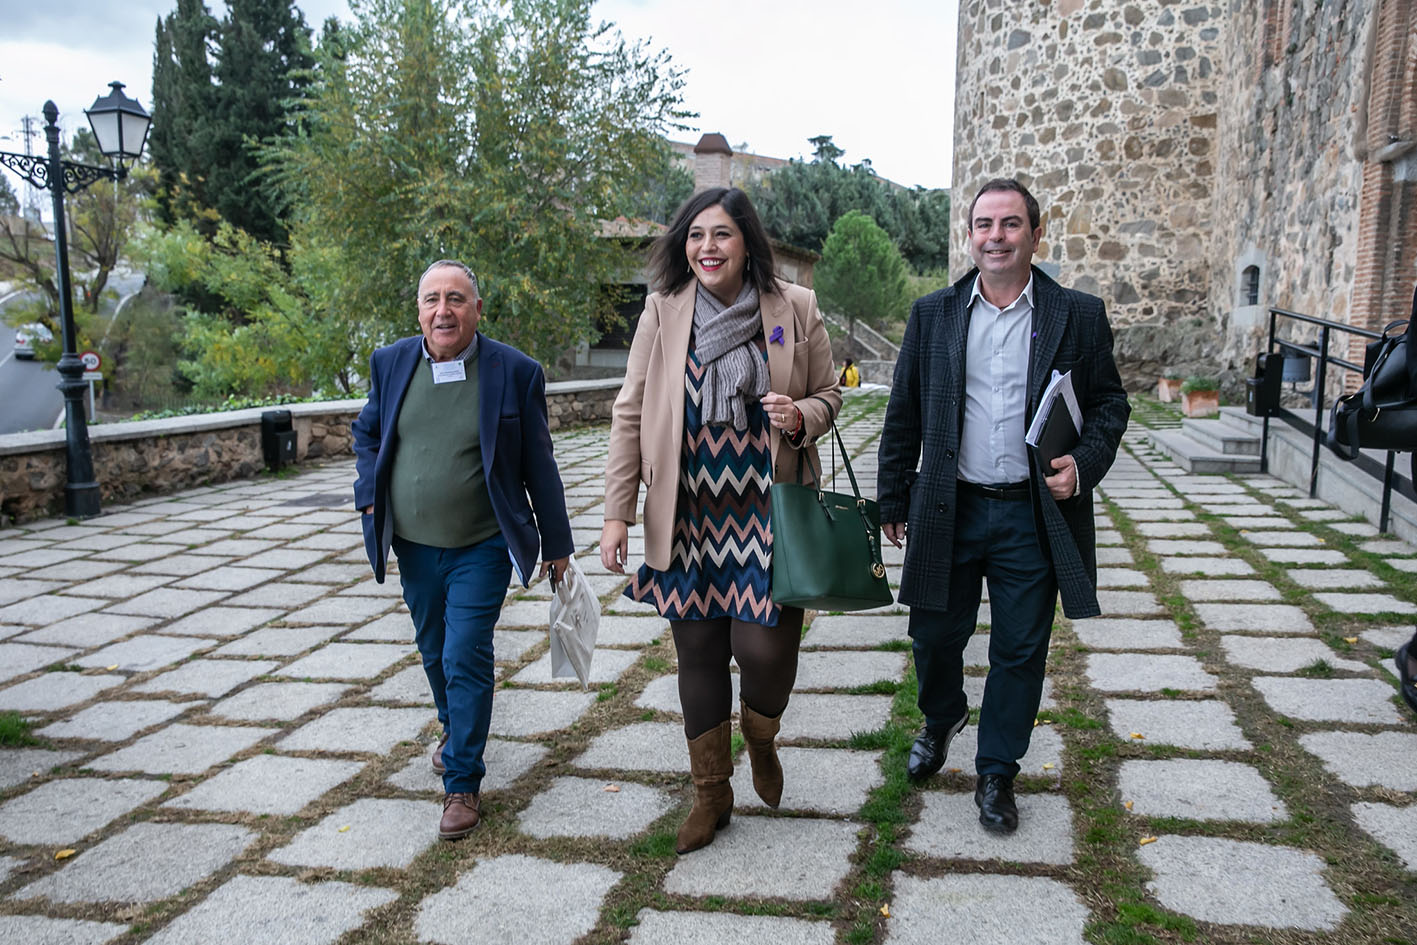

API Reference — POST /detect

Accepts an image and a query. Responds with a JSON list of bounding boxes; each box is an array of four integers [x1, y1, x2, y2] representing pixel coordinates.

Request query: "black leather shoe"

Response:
[[974, 774, 1019, 833], [907, 714, 968, 782], [1397, 642, 1417, 714]]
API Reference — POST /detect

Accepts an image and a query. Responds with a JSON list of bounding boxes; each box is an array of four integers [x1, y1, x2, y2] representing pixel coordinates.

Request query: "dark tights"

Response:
[[671, 608, 804, 739]]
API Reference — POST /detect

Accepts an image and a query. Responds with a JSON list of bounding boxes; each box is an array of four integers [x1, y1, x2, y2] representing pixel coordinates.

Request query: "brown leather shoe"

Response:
[[676, 720, 733, 854], [439, 792, 480, 840], [431, 732, 448, 774]]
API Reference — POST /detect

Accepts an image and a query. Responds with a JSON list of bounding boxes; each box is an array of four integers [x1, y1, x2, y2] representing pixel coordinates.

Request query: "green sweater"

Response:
[[389, 354, 501, 548]]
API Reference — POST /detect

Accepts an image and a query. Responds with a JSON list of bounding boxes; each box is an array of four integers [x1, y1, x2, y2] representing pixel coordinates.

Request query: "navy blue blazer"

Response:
[[351, 333, 574, 585], [877, 266, 1131, 619]]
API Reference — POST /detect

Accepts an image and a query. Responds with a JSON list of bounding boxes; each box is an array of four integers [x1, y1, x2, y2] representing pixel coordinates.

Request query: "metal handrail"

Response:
[[1261, 306, 1404, 531]]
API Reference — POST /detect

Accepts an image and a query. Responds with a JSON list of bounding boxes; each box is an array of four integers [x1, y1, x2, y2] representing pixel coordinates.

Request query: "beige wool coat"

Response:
[[603, 279, 843, 572]]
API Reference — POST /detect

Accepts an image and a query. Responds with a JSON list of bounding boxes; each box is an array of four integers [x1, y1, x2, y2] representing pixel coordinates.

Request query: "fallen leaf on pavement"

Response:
[[1139, 836, 1157, 846], [54, 849, 76, 860], [604, 784, 620, 793], [337, 825, 351, 833], [880, 903, 890, 918]]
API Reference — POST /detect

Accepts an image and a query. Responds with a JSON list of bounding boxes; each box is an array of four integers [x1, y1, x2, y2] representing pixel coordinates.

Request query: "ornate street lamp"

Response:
[[0, 82, 151, 518]]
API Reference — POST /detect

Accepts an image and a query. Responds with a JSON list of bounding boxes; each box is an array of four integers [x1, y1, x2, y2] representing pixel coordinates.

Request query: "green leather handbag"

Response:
[[770, 419, 894, 611]]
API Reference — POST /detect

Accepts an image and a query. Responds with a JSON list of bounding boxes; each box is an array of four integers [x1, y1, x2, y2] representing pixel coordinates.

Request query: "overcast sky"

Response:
[[0, 0, 956, 210]]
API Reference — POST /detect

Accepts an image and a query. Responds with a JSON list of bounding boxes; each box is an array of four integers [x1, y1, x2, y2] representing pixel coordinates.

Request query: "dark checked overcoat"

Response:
[[876, 265, 1131, 619]]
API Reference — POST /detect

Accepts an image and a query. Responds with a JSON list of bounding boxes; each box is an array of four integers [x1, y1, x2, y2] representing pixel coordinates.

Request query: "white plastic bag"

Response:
[[549, 556, 600, 688]]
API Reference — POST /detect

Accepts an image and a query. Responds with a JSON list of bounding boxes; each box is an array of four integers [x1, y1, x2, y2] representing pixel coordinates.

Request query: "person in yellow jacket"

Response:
[[839, 357, 861, 387]]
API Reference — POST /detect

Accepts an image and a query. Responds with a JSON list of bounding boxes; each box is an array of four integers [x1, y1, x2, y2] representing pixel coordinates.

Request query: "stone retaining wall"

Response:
[[0, 379, 623, 525]]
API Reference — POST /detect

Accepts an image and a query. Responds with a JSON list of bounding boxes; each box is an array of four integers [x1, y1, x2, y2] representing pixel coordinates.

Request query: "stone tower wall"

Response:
[[953, 0, 1224, 385]]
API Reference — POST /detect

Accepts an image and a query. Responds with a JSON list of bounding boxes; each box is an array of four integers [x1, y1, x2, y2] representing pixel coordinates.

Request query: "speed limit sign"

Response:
[[80, 350, 102, 371]]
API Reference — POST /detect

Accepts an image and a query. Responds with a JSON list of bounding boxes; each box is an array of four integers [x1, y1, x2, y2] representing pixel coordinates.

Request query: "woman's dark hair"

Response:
[[649, 187, 778, 296]]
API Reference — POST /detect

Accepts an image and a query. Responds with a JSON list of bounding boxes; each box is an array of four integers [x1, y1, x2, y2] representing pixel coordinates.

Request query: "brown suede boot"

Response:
[[676, 720, 734, 854], [739, 702, 783, 807]]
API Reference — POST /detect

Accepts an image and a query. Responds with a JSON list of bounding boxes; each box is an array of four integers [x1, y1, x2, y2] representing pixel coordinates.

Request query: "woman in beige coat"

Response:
[[601, 187, 841, 853]]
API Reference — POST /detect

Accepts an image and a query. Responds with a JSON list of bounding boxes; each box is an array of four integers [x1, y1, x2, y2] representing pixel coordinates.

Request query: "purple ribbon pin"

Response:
[[769, 325, 785, 345]]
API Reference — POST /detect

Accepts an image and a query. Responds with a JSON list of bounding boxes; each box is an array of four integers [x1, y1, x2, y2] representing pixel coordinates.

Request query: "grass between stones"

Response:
[[0, 710, 41, 747]]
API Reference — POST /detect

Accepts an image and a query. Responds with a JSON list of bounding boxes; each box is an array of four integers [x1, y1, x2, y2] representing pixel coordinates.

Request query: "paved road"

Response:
[[0, 291, 61, 435], [0, 394, 1412, 945]]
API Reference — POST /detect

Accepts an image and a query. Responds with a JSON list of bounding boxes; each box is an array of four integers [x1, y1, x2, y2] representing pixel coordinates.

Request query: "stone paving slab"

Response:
[[0, 643, 79, 681], [414, 854, 620, 945], [15, 822, 255, 904], [164, 754, 364, 815], [207, 681, 351, 722], [275, 642, 412, 680], [367, 664, 433, 704], [1104, 699, 1252, 750], [948, 725, 1063, 776], [495, 600, 553, 628], [1071, 618, 1182, 650], [906, 790, 1073, 864], [1095, 568, 1149, 587], [211, 625, 342, 657], [493, 629, 543, 663], [510, 648, 639, 686], [885, 873, 1088, 945], [280, 706, 428, 753], [1286, 568, 1384, 590], [283, 596, 393, 625], [64, 574, 175, 599], [1251, 677, 1403, 723], [1192, 603, 1313, 634], [142, 874, 397, 945], [103, 588, 230, 619], [0, 673, 124, 713], [962, 675, 1056, 710], [488, 689, 596, 736], [342, 612, 410, 641], [1219, 636, 1369, 674], [730, 747, 882, 815], [627, 909, 835, 945], [0, 916, 126, 945], [794, 651, 907, 689], [270, 797, 441, 868], [89, 723, 271, 774], [74, 635, 216, 672], [36, 699, 192, 742], [1266, 548, 1349, 564], [1221, 516, 1293, 529], [134, 659, 280, 698], [662, 815, 858, 900], [1085, 654, 1217, 692], [1238, 530, 1322, 547], [1329, 521, 1382, 537], [224, 582, 328, 609], [157, 606, 285, 638], [1137, 835, 1347, 930], [1118, 760, 1286, 822], [388, 737, 548, 794], [574, 722, 687, 773], [13, 613, 157, 649], [1095, 591, 1163, 615], [802, 615, 909, 647], [781, 693, 893, 740], [131, 554, 234, 577], [1359, 625, 1414, 648], [0, 748, 85, 791], [1313, 592, 1417, 615], [1351, 801, 1417, 872], [1123, 508, 1196, 521], [1145, 540, 1227, 556], [519, 776, 674, 839], [0, 777, 167, 845], [1135, 522, 1210, 538], [593, 616, 667, 647], [1297, 731, 1417, 790], [1095, 547, 1134, 565], [1178, 579, 1281, 601], [174, 566, 286, 591]]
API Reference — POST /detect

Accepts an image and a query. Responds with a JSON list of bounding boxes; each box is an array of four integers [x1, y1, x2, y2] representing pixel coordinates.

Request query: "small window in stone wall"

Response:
[[1241, 266, 1261, 306]]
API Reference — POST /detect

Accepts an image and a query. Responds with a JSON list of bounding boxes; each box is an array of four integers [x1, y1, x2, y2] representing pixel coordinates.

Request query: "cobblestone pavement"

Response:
[[0, 390, 1413, 944]]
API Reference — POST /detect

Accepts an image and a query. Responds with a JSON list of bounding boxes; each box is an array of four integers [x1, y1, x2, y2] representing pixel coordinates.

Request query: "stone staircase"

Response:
[[1145, 406, 1263, 473]]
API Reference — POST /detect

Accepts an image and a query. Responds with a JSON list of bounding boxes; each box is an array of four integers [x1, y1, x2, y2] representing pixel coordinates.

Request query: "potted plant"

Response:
[[1157, 368, 1183, 403], [1180, 375, 1220, 417]]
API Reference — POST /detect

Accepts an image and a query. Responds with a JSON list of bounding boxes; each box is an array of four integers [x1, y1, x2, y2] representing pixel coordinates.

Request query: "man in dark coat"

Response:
[[877, 179, 1130, 832], [352, 260, 573, 840]]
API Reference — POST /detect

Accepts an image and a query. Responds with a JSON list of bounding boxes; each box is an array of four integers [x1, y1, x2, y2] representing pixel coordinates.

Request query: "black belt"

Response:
[[957, 479, 1030, 501]]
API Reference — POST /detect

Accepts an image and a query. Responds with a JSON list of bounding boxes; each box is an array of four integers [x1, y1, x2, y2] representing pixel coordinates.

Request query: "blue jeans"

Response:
[[393, 532, 511, 794], [908, 489, 1057, 778]]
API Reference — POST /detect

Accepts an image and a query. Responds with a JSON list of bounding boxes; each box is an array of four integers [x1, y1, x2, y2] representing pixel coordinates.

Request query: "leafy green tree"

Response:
[[814, 210, 909, 349], [150, 0, 312, 244], [749, 135, 950, 273], [250, 0, 686, 383]]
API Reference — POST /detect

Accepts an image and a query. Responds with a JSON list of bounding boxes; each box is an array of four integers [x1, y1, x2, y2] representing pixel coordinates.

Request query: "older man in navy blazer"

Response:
[[353, 259, 572, 840], [878, 179, 1129, 833]]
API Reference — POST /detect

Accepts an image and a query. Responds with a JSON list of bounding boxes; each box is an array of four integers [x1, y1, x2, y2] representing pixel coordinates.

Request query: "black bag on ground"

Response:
[[1327, 285, 1417, 473]]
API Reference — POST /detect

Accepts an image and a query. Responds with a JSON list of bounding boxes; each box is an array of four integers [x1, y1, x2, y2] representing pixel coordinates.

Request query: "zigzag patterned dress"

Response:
[[625, 343, 781, 627]]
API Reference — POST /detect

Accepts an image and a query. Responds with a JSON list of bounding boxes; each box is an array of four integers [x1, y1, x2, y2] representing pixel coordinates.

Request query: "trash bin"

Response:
[[1245, 352, 1283, 417], [260, 409, 297, 471]]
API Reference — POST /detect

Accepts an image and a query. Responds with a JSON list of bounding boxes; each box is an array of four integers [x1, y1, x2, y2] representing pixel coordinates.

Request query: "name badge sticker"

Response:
[[431, 360, 467, 384]]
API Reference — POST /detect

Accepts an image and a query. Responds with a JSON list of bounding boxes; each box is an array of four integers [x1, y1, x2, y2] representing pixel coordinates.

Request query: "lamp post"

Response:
[[0, 82, 151, 518]]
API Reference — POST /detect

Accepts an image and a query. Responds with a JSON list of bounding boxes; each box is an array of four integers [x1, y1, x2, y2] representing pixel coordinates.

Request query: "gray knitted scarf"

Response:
[[693, 281, 768, 429]]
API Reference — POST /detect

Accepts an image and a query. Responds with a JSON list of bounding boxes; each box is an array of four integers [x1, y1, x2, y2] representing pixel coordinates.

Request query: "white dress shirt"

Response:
[[957, 276, 1033, 485]]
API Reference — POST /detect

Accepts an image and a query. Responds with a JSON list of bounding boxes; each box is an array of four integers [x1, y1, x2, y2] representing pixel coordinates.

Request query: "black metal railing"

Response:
[[1260, 306, 1408, 531]]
